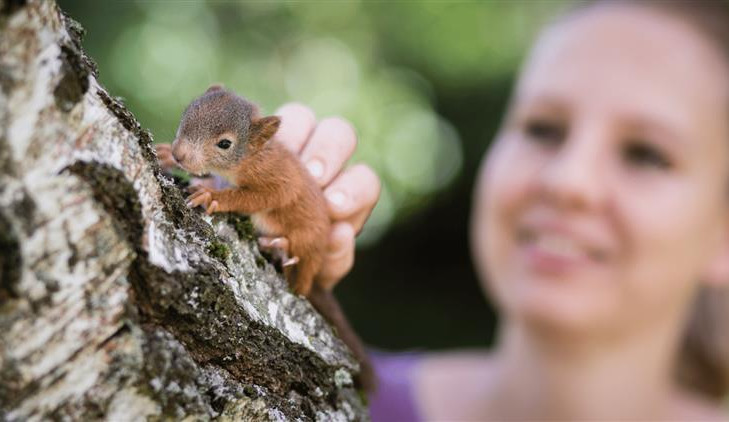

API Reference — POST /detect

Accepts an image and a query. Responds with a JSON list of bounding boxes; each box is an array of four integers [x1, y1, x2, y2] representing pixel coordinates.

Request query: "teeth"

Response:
[[534, 234, 584, 259]]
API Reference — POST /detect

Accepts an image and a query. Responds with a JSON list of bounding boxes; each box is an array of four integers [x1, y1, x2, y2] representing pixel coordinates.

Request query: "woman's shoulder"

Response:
[[368, 349, 495, 422], [373, 350, 729, 421], [412, 349, 497, 421], [368, 350, 426, 422], [671, 389, 729, 421]]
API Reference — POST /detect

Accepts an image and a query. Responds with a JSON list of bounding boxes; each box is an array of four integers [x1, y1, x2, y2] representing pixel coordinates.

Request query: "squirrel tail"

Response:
[[307, 284, 377, 394]]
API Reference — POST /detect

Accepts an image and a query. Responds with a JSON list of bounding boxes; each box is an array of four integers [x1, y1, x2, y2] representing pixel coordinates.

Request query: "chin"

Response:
[[497, 275, 618, 338]]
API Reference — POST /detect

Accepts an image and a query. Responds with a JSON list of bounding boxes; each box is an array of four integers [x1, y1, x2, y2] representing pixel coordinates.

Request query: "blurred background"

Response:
[[58, 0, 570, 352]]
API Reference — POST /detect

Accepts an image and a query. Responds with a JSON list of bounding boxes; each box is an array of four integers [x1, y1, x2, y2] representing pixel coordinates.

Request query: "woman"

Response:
[[270, 0, 729, 419], [414, 1, 729, 419]]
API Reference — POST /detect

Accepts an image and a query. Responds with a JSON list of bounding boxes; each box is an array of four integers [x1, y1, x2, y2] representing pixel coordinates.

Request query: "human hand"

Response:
[[260, 103, 380, 290]]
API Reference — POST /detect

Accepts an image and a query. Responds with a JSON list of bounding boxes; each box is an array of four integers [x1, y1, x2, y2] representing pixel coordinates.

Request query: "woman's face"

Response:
[[472, 4, 729, 337]]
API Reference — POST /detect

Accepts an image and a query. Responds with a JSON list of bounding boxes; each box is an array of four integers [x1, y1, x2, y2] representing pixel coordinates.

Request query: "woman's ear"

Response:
[[702, 216, 729, 288], [249, 116, 281, 150]]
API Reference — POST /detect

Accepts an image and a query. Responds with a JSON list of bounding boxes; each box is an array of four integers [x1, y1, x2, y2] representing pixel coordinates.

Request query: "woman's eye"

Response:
[[217, 139, 232, 149], [623, 141, 671, 170], [524, 119, 565, 144]]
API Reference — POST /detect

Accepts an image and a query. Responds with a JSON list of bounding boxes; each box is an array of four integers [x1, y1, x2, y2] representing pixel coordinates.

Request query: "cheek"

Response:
[[472, 138, 614, 332], [211, 152, 228, 168], [471, 142, 718, 333], [208, 146, 238, 169], [472, 136, 540, 304], [615, 180, 721, 313]]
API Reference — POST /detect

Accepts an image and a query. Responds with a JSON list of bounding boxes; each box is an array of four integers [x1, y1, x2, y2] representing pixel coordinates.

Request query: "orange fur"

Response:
[[210, 140, 329, 296], [173, 86, 376, 392]]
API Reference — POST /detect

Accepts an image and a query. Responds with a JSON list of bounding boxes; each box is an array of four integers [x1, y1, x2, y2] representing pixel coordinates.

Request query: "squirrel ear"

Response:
[[206, 83, 225, 93], [250, 116, 281, 148]]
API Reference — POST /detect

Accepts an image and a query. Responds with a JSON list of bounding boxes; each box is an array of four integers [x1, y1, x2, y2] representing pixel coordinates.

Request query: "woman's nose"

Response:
[[538, 132, 606, 211]]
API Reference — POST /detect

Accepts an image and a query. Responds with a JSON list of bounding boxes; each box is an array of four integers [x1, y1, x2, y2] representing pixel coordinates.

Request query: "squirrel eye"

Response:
[[217, 139, 232, 149]]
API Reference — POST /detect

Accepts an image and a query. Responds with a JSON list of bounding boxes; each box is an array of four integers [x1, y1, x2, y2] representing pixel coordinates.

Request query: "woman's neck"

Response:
[[485, 318, 683, 420]]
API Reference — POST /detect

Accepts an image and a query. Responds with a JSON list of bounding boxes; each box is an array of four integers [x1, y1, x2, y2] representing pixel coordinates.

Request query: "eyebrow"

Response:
[[505, 93, 570, 124], [512, 92, 689, 146], [511, 92, 569, 111], [514, 91, 566, 107], [619, 114, 688, 148]]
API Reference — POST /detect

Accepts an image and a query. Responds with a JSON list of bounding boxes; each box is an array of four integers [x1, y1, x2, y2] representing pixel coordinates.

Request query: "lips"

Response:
[[517, 223, 609, 274]]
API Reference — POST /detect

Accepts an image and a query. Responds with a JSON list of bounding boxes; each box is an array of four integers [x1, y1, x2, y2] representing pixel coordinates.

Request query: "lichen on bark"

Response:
[[0, 1, 368, 420]]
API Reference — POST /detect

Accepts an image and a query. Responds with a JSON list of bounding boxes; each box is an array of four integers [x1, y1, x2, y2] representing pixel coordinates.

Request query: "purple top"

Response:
[[368, 351, 423, 422]]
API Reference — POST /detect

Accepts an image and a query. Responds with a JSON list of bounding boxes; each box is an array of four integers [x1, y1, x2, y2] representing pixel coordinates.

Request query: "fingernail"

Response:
[[326, 190, 347, 210], [306, 159, 324, 180]]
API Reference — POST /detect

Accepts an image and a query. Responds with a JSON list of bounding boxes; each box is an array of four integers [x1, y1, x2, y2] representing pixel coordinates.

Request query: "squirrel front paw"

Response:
[[155, 143, 178, 172], [186, 187, 221, 215]]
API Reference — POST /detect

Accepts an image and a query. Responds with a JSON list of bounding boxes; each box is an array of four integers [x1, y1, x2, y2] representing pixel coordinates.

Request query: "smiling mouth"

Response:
[[518, 228, 608, 263]]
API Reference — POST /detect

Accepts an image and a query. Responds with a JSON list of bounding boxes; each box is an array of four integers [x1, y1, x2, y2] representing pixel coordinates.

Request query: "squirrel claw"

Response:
[[258, 236, 289, 251], [257, 236, 298, 272], [282, 256, 300, 267]]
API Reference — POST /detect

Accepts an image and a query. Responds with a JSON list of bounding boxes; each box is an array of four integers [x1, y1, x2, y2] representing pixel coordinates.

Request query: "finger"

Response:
[[206, 200, 219, 215], [316, 222, 355, 290], [187, 189, 206, 201], [273, 103, 317, 154], [299, 117, 357, 187], [323, 164, 381, 233], [187, 191, 211, 208]]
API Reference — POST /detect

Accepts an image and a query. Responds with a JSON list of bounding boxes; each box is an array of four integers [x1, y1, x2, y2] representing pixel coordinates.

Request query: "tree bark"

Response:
[[0, 1, 368, 420]]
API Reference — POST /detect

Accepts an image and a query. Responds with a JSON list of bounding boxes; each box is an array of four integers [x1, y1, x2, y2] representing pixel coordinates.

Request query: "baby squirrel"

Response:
[[160, 85, 375, 392]]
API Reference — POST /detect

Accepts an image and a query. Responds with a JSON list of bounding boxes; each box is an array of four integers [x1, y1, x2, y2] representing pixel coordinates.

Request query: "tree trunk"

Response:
[[0, 1, 368, 420]]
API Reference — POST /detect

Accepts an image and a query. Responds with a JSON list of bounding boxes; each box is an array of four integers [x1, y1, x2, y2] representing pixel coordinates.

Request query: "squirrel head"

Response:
[[171, 84, 280, 176]]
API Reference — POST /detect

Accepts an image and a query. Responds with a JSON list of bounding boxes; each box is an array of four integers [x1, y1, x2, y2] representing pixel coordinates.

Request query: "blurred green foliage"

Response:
[[59, 0, 571, 351], [59, 0, 568, 247], [47, 3, 729, 408]]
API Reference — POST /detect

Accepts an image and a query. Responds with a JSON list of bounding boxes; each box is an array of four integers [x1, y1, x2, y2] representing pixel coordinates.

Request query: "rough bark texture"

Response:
[[0, 1, 368, 420]]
